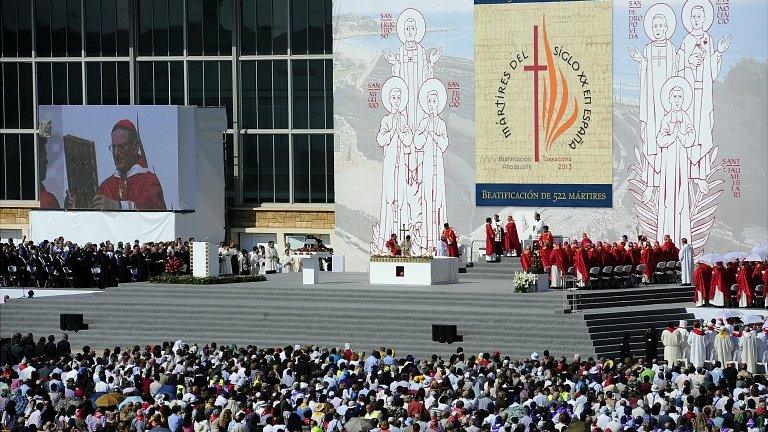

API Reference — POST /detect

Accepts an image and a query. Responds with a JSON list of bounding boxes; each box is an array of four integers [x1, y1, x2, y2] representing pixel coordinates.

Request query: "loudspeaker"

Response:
[[432, 324, 463, 343], [60, 314, 85, 331]]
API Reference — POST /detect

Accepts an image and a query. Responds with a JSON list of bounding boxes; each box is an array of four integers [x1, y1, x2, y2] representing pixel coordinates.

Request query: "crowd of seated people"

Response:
[[0, 237, 193, 289]]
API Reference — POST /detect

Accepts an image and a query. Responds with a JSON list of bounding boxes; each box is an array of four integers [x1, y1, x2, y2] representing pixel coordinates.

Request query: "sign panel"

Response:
[[475, 0, 613, 207]]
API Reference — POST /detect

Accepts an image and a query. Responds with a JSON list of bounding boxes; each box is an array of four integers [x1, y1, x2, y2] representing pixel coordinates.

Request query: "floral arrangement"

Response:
[[370, 255, 433, 263], [150, 274, 267, 284], [164, 256, 184, 274], [513, 272, 538, 293]]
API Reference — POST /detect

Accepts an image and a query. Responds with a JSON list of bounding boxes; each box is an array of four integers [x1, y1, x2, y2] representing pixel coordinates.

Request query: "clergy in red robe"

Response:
[[612, 243, 627, 267], [550, 244, 567, 288], [725, 261, 738, 288], [385, 234, 402, 256], [661, 235, 679, 261], [484, 218, 496, 262], [561, 242, 574, 271], [503, 216, 522, 256], [631, 244, 642, 267], [540, 244, 553, 269], [710, 262, 729, 307], [693, 262, 712, 306], [752, 263, 765, 286], [538, 226, 554, 249], [580, 233, 592, 248], [573, 246, 590, 285], [88, 119, 166, 210], [441, 223, 459, 258], [640, 243, 655, 283], [520, 248, 533, 272], [736, 263, 754, 307]]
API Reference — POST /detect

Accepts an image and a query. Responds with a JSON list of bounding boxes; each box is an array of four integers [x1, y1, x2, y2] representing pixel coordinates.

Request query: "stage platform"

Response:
[[0, 272, 697, 360]]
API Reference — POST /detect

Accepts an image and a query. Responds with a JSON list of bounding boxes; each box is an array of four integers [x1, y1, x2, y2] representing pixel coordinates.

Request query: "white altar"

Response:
[[191, 242, 219, 277], [369, 257, 459, 285]]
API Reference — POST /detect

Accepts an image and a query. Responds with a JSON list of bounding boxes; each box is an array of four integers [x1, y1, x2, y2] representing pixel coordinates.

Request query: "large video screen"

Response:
[[38, 106, 186, 211]]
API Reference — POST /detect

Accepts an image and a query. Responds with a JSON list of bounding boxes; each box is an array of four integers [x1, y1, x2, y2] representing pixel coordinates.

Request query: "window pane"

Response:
[[153, 0, 169, 56], [242, 134, 258, 202], [240, 0, 256, 55], [274, 134, 289, 202], [68, 63, 83, 104], [219, 0, 232, 55], [220, 62, 233, 125], [292, 134, 309, 203], [138, 0, 153, 56], [308, 60, 325, 129], [138, 62, 154, 104], [51, 0, 67, 56], [116, 61, 129, 104], [85, 0, 100, 55], [241, 62, 257, 129], [307, 0, 324, 54], [37, 64, 53, 106], [52, 62, 68, 104], [324, 0, 332, 54], [309, 135, 326, 203], [272, 0, 288, 54], [102, 63, 117, 105], [35, 0, 52, 56], [2, 1, 18, 57], [116, 0, 129, 55], [325, 60, 333, 128], [66, 0, 82, 56], [203, 0, 218, 55], [3, 135, 21, 200], [18, 63, 33, 128], [257, 61, 272, 129], [169, 62, 184, 105], [0, 137, 4, 199], [291, 0, 307, 54], [153, 62, 169, 105], [2, 64, 19, 128], [291, 60, 308, 129], [168, 0, 184, 55], [187, 0, 203, 55], [255, 0, 271, 54], [86, 62, 102, 104], [20, 134, 35, 200], [273, 60, 288, 129], [101, 0, 117, 55], [18, 0, 32, 56], [188, 62, 203, 106], [258, 135, 274, 202], [326, 134, 334, 202], [224, 134, 234, 199]]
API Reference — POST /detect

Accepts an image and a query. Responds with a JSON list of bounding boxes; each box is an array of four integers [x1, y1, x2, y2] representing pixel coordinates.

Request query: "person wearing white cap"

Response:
[[661, 322, 682, 364]]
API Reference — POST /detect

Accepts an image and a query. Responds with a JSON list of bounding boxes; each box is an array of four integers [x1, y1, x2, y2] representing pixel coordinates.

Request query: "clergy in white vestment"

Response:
[[687, 322, 707, 367], [282, 248, 295, 273], [661, 323, 683, 363], [264, 241, 280, 274], [219, 244, 233, 275], [529, 213, 544, 239], [740, 326, 758, 374], [678, 238, 694, 285], [677, 320, 690, 360], [248, 247, 260, 275], [714, 328, 733, 365]]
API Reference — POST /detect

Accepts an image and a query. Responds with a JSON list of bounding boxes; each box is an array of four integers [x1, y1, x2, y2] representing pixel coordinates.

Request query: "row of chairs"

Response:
[[5, 264, 96, 288], [652, 260, 682, 284], [728, 283, 767, 308], [554, 261, 682, 289]]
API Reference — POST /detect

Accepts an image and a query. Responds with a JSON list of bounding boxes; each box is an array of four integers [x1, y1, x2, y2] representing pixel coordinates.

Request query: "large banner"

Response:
[[475, 0, 613, 207], [333, 0, 477, 270], [38, 106, 187, 211], [334, 0, 768, 267]]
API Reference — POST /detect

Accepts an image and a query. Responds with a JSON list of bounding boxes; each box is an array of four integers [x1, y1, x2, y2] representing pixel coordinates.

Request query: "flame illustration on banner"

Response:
[[540, 17, 579, 151]]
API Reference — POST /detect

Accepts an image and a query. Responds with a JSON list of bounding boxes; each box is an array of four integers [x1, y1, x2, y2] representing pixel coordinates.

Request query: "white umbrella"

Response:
[[723, 251, 748, 262], [744, 253, 764, 262], [698, 253, 723, 266], [742, 314, 763, 325]]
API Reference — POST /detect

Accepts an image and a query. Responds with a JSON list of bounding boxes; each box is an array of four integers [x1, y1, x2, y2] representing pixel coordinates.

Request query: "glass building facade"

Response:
[[1, 0, 334, 215]]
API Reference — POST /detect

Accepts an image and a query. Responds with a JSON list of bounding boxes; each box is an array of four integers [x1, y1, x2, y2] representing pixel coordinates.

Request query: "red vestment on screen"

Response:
[[98, 164, 166, 210]]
